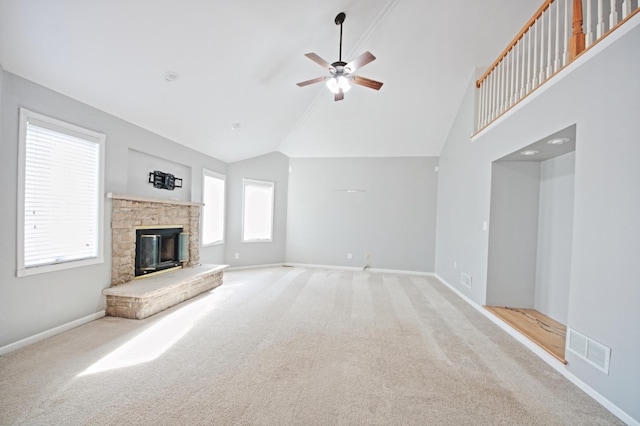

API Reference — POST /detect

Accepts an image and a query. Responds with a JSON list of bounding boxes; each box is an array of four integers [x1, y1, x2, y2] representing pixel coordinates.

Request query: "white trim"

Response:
[[284, 263, 435, 276], [0, 311, 105, 356], [434, 274, 639, 426], [225, 263, 285, 271], [284, 263, 364, 272]]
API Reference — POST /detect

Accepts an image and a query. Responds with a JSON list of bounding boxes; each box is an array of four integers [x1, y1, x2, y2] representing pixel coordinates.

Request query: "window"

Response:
[[17, 108, 105, 277], [242, 179, 274, 242], [202, 169, 225, 245]]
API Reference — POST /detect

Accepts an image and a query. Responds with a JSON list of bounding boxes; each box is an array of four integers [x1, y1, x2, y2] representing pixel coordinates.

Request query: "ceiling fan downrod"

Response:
[[335, 12, 346, 63]]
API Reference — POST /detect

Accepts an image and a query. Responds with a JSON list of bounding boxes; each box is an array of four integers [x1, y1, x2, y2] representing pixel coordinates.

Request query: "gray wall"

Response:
[[286, 157, 438, 272], [487, 162, 541, 308], [127, 149, 192, 202], [435, 24, 640, 421], [0, 71, 227, 348], [535, 152, 575, 324], [225, 152, 289, 267]]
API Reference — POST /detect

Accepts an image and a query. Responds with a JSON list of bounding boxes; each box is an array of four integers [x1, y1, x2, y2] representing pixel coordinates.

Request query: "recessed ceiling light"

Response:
[[520, 150, 539, 156], [547, 137, 570, 145], [164, 71, 179, 82]]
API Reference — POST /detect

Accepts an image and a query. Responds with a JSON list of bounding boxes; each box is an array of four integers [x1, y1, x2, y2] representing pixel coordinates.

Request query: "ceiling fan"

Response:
[[297, 12, 384, 101]]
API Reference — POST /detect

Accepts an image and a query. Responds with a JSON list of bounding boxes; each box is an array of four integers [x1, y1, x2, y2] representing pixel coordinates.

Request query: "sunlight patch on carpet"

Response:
[[78, 291, 226, 376]]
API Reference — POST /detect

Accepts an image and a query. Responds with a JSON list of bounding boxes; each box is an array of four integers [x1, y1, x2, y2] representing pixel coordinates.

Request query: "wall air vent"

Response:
[[566, 328, 611, 374]]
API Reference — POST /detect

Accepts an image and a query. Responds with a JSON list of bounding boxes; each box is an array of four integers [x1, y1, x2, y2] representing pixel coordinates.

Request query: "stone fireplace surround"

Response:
[[108, 193, 201, 286], [105, 194, 226, 319]]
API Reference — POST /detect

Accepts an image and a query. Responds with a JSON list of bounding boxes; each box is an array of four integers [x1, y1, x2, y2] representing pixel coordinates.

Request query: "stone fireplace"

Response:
[[108, 193, 202, 286]]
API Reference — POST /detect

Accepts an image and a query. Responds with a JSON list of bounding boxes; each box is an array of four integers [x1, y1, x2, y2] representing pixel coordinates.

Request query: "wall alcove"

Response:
[[486, 125, 576, 363]]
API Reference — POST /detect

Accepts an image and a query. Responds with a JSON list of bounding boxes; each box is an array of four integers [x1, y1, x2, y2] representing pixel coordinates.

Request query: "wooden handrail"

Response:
[[476, 0, 555, 88], [569, 0, 586, 59]]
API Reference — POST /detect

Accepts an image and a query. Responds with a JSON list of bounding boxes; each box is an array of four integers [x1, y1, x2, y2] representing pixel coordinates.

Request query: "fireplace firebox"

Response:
[[135, 227, 189, 277]]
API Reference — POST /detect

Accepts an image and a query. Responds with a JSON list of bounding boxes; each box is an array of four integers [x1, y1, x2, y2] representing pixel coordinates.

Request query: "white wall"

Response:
[[435, 21, 640, 421], [225, 152, 289, 267], [535, 152, 575, 324], [286, 157, 438, 272], [0, 71, 227, 348], [487, 162, 541, 308]]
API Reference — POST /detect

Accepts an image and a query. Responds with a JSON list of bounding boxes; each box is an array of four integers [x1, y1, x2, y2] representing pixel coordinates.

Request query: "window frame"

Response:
[[241, 178, 275, 243], [201, 168, 226, 247], [16, 108, 106, 277]]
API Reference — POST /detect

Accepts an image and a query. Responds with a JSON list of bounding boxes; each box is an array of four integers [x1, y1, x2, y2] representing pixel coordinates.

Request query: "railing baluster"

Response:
[[533, 18, 539, 88], [510, 42, 520, 106], [597, 0, 606, 38], [487, 72, 496, 122], [521, 32, 528, 98], [586, 0, 594, 46], [609, 0, 619, 27], [504, 58, 509, 111], [554, 0, 562, 72], [527, 29, 532, 93], [499, 61, 505, 113], [536, 12, 545, 83], [477, 78, 484, 128], [564, 0, 570, 65], [622, 0, 632, 18], [547, 4, 554, 77], [483, 77, 489, 126]]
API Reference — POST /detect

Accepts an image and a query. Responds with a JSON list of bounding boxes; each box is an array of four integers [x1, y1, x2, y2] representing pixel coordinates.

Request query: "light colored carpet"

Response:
[[0, 267, 624, 425]]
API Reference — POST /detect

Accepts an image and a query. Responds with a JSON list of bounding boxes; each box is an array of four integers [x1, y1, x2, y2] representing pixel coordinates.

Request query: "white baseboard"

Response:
[[284, 263, 434, 276], [225, 263, 284, 272], [0, 311, 106, 356], [434, 274, 638, 426]]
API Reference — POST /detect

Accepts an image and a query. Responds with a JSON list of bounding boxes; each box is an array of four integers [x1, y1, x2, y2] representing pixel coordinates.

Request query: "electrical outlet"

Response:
[[453, 261, 457, 269], [365, 252, 371, 260], [461, 273, 472, 289], [347, 253, 353, 259], [234, 253, 240, 260]]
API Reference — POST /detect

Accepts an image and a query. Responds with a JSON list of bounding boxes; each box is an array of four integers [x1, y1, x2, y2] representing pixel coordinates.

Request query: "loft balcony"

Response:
[[474, 0, 640, 135]]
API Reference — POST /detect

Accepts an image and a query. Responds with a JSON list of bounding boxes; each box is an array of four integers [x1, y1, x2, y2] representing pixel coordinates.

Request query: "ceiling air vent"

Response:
[[566, 328, 611, 374]]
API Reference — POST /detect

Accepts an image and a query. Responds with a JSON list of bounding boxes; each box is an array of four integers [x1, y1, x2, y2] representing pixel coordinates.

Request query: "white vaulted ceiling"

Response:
[[0, 0, 538, 163]]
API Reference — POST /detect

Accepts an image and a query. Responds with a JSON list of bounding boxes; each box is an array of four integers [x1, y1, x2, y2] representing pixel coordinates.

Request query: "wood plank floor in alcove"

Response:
[[485, 306, 567, 364]]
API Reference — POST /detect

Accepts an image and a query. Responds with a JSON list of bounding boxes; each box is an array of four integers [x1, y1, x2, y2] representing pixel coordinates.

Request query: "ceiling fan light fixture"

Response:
[[326, 77, 339, 94], [326, 76, 351, 94]]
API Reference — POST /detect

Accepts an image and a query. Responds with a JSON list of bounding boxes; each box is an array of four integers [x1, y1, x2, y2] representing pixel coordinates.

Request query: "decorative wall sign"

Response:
[[149, 170, 183, 190]]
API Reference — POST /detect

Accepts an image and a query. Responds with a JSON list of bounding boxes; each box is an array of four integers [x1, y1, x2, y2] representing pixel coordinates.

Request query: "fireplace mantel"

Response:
[[107, 192, 203, 207]]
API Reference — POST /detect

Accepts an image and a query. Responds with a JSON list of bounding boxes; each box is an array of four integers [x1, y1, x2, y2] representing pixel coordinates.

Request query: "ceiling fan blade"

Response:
[[305, 52, 334, 71], [346, 51, 376, 72], [296, 76, 326, 87], [334, 90, 344, 101], [353, 75, 384, 90]]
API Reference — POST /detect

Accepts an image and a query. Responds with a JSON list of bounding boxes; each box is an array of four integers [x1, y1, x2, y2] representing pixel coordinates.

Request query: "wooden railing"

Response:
[[475, 0, 640, 133]]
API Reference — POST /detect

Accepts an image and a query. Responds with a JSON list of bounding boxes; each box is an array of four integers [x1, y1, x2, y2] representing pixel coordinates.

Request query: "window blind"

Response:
[[202, 171, 225, 245], [23, 120, 101, 268], [242, 179, 274, 242]]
